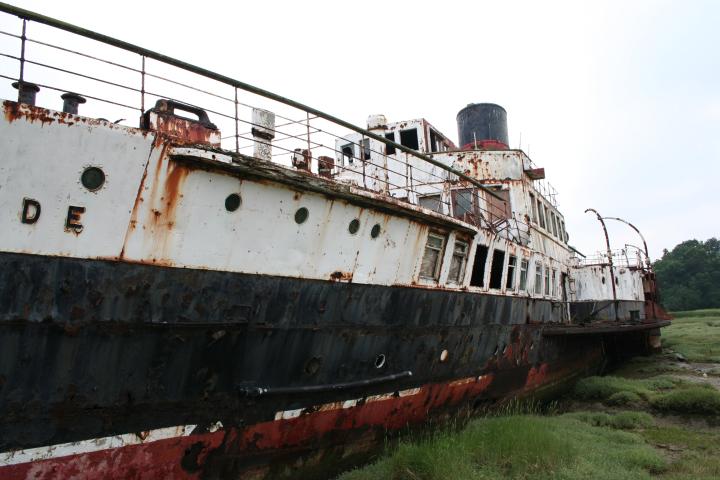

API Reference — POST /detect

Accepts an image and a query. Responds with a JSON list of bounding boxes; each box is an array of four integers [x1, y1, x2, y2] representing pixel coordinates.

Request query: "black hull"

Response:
[[0, 252, 654, 478]]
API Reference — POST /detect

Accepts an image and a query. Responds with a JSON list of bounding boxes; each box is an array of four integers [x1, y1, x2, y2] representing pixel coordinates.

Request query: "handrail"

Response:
[[0, 2, 503, 202]]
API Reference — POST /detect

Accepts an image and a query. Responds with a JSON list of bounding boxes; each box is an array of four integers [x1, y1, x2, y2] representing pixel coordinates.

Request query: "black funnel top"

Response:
[[456, 103, 508, 149]]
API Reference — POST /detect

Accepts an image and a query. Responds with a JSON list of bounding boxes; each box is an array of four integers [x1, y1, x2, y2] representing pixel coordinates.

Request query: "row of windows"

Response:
[[420, 232, 563, 298], [341, 126, 451, 164], [528, 192, 567, 243]]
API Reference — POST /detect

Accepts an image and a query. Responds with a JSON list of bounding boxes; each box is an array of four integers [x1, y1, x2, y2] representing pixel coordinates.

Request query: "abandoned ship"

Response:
[[0, 3, 670, 479]]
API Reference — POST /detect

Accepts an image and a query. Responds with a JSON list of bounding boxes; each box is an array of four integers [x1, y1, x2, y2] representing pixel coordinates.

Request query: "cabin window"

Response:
[[429, 129, 443, 153], [506, 255, 517, 290], [420, 232, 445, 280], [534, 262, 543, 295], [400, 128, 419, 150], [448, 240, 469, 284], [529, 193, 537, 223], [418, 194, 442, 213], [551, 269, 558, 297], [341, 143, 355, 164], [519, 258, 529, 291], [551, 212, 558, 237], [489, 249, 505, 290], [470, 245, 489, 287], [487, 188, 511, 224], [451, 188, 482, 226], [537, 199, 546, 229], [544, 206, 551, 232], [362, 138, 371, 160], [384, 132, 396, 155], [544, 266, 550, 296]]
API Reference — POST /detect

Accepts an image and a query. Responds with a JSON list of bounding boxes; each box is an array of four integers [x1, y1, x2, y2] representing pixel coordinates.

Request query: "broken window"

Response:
[[400, 128, 419, 150], [519, 258, 529, 291], [534, 262, 543, 295], [384, 132, 396, 155], [544, 266, 550, 295], [420, 232, 445, 280], [506, 255, 517, 290], [487, 188, 511, 224], [451, 189, 483, 227], [537, 199, 546, 229], [489, 249, 505, 290], [470, 244, 489, 287], [448, 240, 469, 284], [529, 193, 537, 223], [419, 194, 442, 213], [362, 138, 371, 160], [429, 129, 442, 153], [341, 143, 355, 165]]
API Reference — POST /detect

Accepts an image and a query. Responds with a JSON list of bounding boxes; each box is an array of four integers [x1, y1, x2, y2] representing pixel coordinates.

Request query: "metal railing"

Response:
[[0, 2, 529, 242]]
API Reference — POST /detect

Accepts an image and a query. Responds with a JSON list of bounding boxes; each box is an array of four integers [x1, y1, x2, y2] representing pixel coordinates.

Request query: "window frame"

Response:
[[534, 262, 543, 295], [419, 232, 446, 280], [519, 258, 529, 292], [448, 239, 470, 284], [506, 255, 517, 290]]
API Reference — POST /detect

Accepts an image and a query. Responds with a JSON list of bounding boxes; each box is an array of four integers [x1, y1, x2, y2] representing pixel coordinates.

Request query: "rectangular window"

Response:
[[544, 206, 551, 232], [489, 249, 506, 289], [529, 193, 537, 223], [361, 138, 371, 160], [400, 128, 419, 150], [560, 220, 567, 243], [534, 262, 543, 295], [429, 129, 442, 153], [384, 132, 396, 155], [341, 143, 355, 165], [418, 194, 442, 213], [506, 255, 517, 290], [448, 241, 469, 284], [420, 233, 445, 280], [537, 200, 546, 229], [451, 188, 481, 227], [470, 244, 489, 287], [551, 212, 558, 237], [544, 266, 550, 296], [519, 258, 529, 291], [551, 269, 558, 297]]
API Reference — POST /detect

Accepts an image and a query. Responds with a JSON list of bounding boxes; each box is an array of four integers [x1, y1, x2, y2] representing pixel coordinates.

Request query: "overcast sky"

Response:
[[2, 0, 718, 261]]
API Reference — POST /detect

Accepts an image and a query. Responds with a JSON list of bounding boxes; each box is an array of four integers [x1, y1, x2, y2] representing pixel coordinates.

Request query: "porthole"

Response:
[[439, 349, 449, 362], [295, 207, 309, 224], [601, 276, 606, 284], [348, 218, 360, 234], [370, 224, 381, 238], [374, 354, 386, 369], [224, 193, 241, 212], [81, 166, 105, 191], [304, 356, 322, 376]]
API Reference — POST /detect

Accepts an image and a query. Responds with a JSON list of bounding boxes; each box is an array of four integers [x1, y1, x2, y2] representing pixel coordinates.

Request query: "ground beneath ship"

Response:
[[337, 309, 720, 480]]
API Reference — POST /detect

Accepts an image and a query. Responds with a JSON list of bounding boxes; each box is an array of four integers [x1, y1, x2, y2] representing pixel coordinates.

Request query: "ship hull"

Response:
[[0, 252, 655, 479]]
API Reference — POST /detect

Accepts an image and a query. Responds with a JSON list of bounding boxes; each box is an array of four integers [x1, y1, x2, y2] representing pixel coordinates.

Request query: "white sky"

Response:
[[2, 0, 718, 260]]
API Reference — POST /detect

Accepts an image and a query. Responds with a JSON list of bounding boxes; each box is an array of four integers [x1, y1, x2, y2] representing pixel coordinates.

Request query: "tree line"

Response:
[[654, 238, 720, 311]]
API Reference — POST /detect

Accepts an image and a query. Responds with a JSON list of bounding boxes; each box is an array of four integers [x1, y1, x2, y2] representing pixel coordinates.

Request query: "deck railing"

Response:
[[0, 2, 531, 243]]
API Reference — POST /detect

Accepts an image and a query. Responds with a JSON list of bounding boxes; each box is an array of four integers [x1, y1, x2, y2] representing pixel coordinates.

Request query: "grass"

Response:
[[662, 309, 720, 362], [338, 414, 665, 480], [651, 386, 720, 415]]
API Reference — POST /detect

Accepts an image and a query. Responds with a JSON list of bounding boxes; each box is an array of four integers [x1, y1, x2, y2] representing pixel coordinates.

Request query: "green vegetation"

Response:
[[338, 310, 720, 480], [339, 414, 665, 480], [654, 238, 720, 311], [651, 387, 720, 415], [661, 309, 720, 362]]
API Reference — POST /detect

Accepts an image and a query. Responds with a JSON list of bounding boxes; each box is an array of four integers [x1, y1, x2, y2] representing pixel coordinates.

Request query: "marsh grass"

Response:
[[663, 310, 720, 362], [651, 386, 720, 415], [338, 413, 666, 480]]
